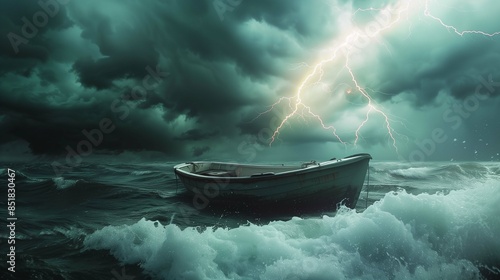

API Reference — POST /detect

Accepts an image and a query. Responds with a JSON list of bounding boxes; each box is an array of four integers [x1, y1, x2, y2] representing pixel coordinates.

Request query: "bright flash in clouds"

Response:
[[257, 0, 500, 152]]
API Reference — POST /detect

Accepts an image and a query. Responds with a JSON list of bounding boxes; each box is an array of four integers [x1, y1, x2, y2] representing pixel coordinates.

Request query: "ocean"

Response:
[[1, 160, 499, 280]]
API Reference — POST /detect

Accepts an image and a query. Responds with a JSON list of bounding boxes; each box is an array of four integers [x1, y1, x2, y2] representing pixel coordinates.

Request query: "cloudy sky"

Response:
[[1, 0, 499, 164]]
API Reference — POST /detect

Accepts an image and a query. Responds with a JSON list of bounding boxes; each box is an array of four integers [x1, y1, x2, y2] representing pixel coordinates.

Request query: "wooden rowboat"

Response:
[[174, 153, 371, 212]]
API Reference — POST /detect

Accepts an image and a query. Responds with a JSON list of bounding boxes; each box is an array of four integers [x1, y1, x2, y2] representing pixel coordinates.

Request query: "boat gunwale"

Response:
[[174, 153, 371, 183]]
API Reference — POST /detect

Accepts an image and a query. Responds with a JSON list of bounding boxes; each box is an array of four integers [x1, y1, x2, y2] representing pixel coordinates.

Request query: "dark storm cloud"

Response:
[[176, 129, 219, 141], [130, 0, 340, 122], [69, 10, 161, 89], [0, 0, 72, 73], [0, 0, 275, 157], [1, 0, 499, 161], [374, 38, 500, 106], [0, 84, 183, 156], [233, 0, 338, 39], [192, 146, 210, 157]]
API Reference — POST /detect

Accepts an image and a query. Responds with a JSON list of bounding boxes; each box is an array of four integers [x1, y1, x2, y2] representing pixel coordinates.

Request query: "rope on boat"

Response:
[[365, 164, 370, 209], [175, 172, 179, 194]]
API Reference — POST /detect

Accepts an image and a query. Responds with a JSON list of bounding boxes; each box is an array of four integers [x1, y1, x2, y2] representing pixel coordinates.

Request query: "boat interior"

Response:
[[180, 161, 320, 178]]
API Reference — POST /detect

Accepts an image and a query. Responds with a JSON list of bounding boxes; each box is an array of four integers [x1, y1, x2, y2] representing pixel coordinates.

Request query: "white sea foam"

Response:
[[388, 167, 434, 179], [41, 226, 86, 239], [131, 170, 155, 176], [53, 177, 78, 189], [84, 179, 500, 280]]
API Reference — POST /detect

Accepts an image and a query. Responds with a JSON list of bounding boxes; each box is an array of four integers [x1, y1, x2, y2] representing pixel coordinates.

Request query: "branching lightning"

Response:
[[424, 1, 500, 37], [257, 0, 500, 151]]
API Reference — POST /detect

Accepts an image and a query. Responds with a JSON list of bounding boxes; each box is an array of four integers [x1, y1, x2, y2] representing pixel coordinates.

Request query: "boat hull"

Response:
[[174, 154, 371, 212]]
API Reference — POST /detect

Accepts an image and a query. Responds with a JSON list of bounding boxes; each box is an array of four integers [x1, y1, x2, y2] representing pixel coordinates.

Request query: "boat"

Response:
[[173, 153, 371, 213]]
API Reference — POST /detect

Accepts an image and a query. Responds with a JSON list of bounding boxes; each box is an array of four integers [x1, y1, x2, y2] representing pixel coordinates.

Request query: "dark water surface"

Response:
[[1, 161, 499, 279]]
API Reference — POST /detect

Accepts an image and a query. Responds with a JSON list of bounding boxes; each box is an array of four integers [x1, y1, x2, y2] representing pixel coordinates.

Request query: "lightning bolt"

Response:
[[259, 0, 499, 151], [424, 1, 500, 37]]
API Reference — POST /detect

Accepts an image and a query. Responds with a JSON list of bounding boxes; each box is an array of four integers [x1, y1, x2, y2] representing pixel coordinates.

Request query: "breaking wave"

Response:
[[84, 178, 500, 280], [52, 177, 79, 189], [377, 162, 498, 184], [388, 167, 433, 179]]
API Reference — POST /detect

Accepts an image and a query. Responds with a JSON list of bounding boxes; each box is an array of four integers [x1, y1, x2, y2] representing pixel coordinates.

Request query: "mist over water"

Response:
[[1, 161, 499, 279]]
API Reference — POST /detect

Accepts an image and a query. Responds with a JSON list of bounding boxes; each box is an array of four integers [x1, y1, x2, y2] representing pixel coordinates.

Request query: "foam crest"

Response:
[[84, 179, 500, 280], [131, 170, 155, 176], [53, 177, 78, 189], [389, 167, 433, 179]]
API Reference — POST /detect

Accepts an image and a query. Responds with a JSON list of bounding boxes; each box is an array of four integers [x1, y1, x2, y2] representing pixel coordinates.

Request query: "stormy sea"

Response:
[[1, 160, 499, 280]]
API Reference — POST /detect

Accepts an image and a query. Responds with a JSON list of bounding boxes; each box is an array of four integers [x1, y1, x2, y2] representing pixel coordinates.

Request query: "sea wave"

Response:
[[40, 226, 86, 240], [52, 177, 79, 189], [84, 179, 500, 280], [130, 170, 156, 176], [0, 168, 40, 182], [388, 167, 434, 179], [379, 162, 499, 184]]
